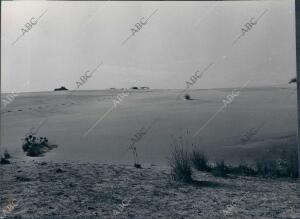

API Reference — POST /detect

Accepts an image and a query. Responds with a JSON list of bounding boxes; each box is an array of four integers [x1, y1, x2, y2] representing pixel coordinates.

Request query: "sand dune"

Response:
[[1, 87, 297, 165]]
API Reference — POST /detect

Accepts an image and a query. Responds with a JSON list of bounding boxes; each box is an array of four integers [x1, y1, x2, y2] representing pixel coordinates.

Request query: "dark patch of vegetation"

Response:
[[0, 157, 10, 165], [134, 163, 142, 169], [0, 149, 11, 165], [254, 146, 299, 178], [16, 175, 32, 182], [169, 133, 298, 179], [169, 146, 192, 183], [184, 93, 191, 100], [255, 159, 280, 178], [212, 160, 230, 177], [230, 163, 257, 176], [191, 149, 211, 172], [255, 156, 298, 178], [288, 77, 297, 84], [22, 134, 57, 157], [4, 149, 11, 159], [54, 86, 68, 91], [56, 168, 64, 173]]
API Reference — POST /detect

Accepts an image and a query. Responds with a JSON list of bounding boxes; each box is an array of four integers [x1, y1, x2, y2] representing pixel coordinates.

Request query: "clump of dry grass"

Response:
[[0, 149, 11, 165], [168, 133, 298, 179], [212, 160, 230, 177], [169, 146, 192, 183], [191, 149, 211, 172]]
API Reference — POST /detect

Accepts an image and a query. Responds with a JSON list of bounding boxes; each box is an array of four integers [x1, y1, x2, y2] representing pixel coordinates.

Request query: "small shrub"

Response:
[[212, 160, 230, 177], [191, 150, 211, 172], [4, 149, 11, 159], [184, 93, 191, 100], [134, 163, 142, 169], [22, 134, 56, 157], [231, 163, 257, 176], [285, 152, 298, 178], [255, 152, 298, 178], [0, 157, 10, 165], [169, 146, 192, 183], [255, 159, 280, 178]]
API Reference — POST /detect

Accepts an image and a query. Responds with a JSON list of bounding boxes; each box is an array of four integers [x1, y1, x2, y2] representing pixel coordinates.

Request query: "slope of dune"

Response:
[[0, 88, 297, 165]]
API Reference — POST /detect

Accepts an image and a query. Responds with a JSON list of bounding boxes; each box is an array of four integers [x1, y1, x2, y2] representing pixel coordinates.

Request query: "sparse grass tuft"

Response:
[[255, 159, 280, 178], [169, 146, 192, 183], [4, 149, 11, 159], [231, 163, 257, 176], [254, 146, 298, 178], [191, 149, 211, 172], [0, 149, 11, 165], [212, 160, 230, 177]]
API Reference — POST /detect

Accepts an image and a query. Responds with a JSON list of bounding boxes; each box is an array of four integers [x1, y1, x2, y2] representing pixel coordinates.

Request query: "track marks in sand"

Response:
[[1, 101, 77, 115]]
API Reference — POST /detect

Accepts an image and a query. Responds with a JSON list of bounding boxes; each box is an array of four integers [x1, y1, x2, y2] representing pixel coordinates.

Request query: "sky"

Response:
[[1, 0, 296, 93]]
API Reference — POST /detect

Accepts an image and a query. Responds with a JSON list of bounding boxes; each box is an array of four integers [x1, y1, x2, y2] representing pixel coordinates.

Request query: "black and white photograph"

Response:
[[1, 0, 300, 218]]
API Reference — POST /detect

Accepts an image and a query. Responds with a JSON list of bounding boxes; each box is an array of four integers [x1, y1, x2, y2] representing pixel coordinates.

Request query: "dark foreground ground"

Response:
[[1, 160, 300, 219]]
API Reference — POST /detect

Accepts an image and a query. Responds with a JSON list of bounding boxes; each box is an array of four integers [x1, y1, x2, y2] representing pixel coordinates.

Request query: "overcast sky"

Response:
[[1, 0, 296, 93]]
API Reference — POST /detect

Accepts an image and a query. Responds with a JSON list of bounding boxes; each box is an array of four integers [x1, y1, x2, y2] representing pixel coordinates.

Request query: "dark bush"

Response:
[[169, 146, 192, 183], [231, 163, 257, 176], [255, 159, 280, 178], [212, 160, 230, 177], [0, 157, 10, 165], [184, 93, 191, 100], [22, 134, 56, 157], [4, 149, 11, 159], [191, 149, 211, 172], [255, 155, 298, 178]]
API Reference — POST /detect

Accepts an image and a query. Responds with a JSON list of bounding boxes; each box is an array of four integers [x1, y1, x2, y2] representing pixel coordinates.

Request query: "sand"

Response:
[[0, 87, 297, 165], [0, 160, 299, 218], [0, 87, 299, 218]]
